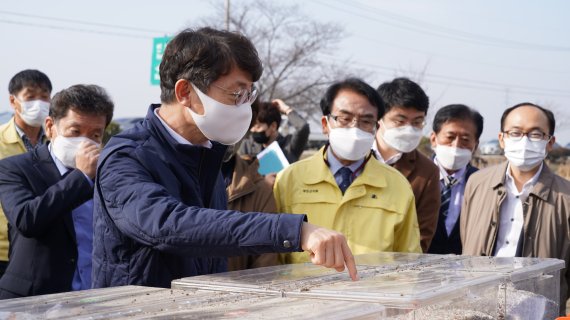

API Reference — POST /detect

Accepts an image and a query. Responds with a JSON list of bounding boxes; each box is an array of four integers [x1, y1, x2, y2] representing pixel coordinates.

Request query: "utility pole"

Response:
[[225, 0, 230, 31]]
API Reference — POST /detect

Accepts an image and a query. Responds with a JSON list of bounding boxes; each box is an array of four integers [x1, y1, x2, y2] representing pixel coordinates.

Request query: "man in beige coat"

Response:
[[461, 102, 570, 315], [222, 150, 279, 271]]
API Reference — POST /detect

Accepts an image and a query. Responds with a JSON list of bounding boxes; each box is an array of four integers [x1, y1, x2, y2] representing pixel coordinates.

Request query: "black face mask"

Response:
[[252, 131, 270, 144]]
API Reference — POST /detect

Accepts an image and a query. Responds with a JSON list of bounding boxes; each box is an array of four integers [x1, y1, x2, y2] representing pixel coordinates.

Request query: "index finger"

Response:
[[342, 241, 358, 281]]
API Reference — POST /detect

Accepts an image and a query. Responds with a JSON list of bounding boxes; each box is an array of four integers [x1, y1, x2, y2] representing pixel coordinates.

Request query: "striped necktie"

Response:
[[440, 183, 452, 217]]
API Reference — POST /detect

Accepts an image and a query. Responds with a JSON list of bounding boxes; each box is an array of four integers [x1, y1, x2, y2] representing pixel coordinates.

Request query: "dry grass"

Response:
[[475, 155, 570, 180]]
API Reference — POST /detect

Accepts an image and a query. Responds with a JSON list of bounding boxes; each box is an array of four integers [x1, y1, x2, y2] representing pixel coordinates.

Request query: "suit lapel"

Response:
[[33, 145, 77, 243]]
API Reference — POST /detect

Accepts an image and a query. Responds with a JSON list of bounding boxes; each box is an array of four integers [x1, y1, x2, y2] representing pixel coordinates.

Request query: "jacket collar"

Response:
[[530, 163, 554, 201], [227, 156, 261, 201], [1, 118, 24, 145], [143, 104, 226, 165], [491, 161, 552, 201], [33, 143, 77, 241], [33, 143, 63, 183], [302, 146, 387, 189], [392, 150, 416, 178]]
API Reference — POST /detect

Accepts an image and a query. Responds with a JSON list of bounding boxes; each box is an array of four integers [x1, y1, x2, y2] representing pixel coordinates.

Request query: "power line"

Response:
[[0, 19, 154, 39], [0, 10, 168, 35], [315, 0, 570, 52], [354, 34, 570, 75], [320, 53, 570, 98]]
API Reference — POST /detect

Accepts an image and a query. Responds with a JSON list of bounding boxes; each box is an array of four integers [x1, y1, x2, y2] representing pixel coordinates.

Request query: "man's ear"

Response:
[[498, 132, 505, 149], [9, 95, 18, 111], [269, 121, 278, 132], [174, 79, 192, 106], [430, 132, 437, 148], [321, 116, 329, 135], [45, 117, 55, 140], [546, 135, 556, 153]]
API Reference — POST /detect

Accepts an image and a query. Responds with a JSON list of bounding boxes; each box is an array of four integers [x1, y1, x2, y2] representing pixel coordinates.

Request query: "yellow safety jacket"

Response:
[[274, 147, 421, 264]]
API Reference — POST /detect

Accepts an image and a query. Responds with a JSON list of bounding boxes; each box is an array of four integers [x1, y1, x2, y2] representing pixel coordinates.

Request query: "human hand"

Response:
[[75, 141, 100, 179], [300, 222, 358, 281], [272, 99, 292, 115], [264, 172, 277, 187]]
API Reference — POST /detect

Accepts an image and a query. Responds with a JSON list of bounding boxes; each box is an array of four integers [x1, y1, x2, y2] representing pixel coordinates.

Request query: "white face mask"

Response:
[[434, 144, 473, 171], [189, 83, 252, 146], [327, 119, 375, 161], [51, 127, 100, 169], [503, 136, 548, 172], [17, 99, 50, 127], [381, 120, 423, 153]]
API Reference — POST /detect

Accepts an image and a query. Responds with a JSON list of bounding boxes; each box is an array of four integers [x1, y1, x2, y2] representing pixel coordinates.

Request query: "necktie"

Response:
[[440, 177, 457, 236], [440, 183, 452, 218], [338, 167, 353, 194]]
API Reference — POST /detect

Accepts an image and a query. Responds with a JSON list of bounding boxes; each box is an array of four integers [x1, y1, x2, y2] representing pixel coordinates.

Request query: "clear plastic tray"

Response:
[[0, 286, 234, 319], [172, 262, 375, 294]]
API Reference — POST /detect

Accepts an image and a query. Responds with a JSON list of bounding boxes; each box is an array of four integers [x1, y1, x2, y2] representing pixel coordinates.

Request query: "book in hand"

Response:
[[256, 141, 290, 175]]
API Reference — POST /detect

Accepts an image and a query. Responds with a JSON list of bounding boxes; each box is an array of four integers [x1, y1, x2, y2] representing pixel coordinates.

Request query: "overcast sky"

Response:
[[1, 0, 569, 144]]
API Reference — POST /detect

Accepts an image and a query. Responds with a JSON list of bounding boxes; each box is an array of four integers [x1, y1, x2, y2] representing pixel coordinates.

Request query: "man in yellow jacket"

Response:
[[274, 78, 421, 264], [0, 70, 52, 275]]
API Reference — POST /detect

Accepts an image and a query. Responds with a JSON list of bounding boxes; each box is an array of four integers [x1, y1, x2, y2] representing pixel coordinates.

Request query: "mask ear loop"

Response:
[[435, 153, 461, 187]]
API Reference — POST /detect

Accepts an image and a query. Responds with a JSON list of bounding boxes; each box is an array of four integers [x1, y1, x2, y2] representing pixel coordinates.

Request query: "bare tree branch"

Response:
[[200, 0, 360, 114]]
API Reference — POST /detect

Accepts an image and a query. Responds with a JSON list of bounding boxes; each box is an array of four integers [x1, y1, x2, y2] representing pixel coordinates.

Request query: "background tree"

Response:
[[200, 0, 366, 120], [103, 121, 121, 145]]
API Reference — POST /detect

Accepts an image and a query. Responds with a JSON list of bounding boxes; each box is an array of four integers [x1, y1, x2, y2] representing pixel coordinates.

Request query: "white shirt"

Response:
[[154, 108, 212, 148], [494, 163, 543, 257], [372, 142, 402, 165]]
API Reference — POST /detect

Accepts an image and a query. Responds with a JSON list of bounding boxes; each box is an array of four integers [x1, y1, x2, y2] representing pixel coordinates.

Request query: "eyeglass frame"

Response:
[[210, 83, 258, 105], [502, 129, 552, 142], [328, 114, 378, 132], [382, 117, 426, 129]]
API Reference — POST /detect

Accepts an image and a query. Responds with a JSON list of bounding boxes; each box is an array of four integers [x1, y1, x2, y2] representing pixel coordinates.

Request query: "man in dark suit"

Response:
[[427, 104, 483, 254], [0, 84, 114, 299]]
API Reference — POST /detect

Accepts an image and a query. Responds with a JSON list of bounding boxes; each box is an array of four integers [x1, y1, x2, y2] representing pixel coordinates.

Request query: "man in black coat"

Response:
[[0, 84, 113, 299]]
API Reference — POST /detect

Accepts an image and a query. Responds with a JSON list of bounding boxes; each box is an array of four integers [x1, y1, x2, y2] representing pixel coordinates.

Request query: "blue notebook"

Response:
[[257, 141, 290, 175]]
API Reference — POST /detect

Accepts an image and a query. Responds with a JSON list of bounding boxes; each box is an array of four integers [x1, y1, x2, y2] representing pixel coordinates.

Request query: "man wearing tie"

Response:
[[427, 104, 483, 254], [274, 78, 421, 264]]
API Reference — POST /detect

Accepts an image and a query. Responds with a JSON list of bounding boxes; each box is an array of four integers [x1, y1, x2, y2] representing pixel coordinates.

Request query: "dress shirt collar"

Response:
[[505, 163, 543, 196], [372, 141, 401, 165], [434, 156, 467, 187], [326, 145, 365, 175], [153, 108, 212, 149]]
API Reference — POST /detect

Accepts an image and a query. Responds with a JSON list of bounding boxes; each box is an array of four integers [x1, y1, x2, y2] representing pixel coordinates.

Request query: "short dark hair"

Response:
[[320, 78, 385, 119], [255, 101, 282, 129], [377, 77, 429, 114], [50, 85, 114, 126], [159, 27, 263, 103], [500, 102, 555, 135], [433, 104, 484, 140], [8, 69, 52, 95]]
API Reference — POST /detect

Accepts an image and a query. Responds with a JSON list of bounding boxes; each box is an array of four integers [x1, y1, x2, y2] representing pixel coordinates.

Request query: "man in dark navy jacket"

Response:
[[0, 85, 113, 298], [92, 27, 357, 289], [427, 104, 483, 254]]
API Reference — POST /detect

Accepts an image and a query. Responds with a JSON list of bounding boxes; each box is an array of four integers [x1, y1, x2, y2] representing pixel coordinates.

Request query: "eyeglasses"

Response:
[[210, 83, 258, 105], [502, 130, 551, 142], [329, 114, 377, 132], [384, 117, 426, 129]]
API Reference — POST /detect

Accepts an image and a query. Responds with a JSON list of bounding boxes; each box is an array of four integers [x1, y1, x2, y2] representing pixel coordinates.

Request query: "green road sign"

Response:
[[150, 36, 171, 86]]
